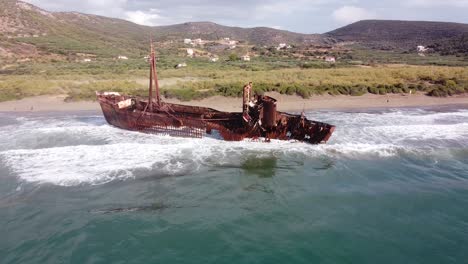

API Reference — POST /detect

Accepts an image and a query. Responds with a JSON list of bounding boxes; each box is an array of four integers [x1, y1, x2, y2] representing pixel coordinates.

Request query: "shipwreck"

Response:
[[97, 43, 335, 144]]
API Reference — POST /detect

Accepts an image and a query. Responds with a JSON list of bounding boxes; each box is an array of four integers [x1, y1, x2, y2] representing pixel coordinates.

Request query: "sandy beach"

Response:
[[0, 92, 467, 112]]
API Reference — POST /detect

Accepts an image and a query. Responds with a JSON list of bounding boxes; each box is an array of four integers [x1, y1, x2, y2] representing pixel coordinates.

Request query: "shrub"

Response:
[[228, 53, 239, 61]]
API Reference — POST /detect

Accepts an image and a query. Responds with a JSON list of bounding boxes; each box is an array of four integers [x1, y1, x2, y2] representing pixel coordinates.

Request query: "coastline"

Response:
[[0, 92, 467, 113]]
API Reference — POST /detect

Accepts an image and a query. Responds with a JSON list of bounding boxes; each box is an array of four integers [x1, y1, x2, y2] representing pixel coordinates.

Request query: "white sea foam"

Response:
[[0, 137, 408, 186], [1, 108, 467, 186]]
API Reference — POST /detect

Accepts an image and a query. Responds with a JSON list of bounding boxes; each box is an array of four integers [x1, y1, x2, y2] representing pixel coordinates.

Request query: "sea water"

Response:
[[1, 107, 467, 263]]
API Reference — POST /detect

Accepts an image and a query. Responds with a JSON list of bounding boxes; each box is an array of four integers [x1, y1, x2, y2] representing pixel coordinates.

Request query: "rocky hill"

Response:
[[1, 0, 468, 60], [153, 21, 329, 45], [0, 0, 331, 59], [327, 20, 468, 50]]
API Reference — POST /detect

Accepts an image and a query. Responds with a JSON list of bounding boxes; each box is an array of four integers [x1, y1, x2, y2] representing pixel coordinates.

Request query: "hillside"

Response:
[[1, 0, 468, 60], [327, 20, 468, 50], [0, 0, 331, 59], [152, 22, 330, 45]]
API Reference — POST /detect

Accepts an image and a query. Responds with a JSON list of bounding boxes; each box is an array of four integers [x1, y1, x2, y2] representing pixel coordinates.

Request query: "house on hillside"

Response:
[[325, 56, 336, 63], [83, 58, 92, 62], [184, 38, 192, 44], [417, 45, 428, 52], [241, 55, 251, 61], [186, 48, 194, 57], [117, 55, 128, 60], [277, 43, 287, 50], [193, 38, 203, 45], [209, 56, 219, 62]]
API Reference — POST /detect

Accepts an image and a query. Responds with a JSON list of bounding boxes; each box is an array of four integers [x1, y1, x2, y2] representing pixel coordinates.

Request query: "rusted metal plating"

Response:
[[97, 43, 335, 144]]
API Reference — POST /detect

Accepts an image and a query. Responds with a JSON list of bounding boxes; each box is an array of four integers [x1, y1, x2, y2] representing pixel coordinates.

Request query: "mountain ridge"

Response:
[[326, 19, 468, 49], [1, 0, 468, 59]]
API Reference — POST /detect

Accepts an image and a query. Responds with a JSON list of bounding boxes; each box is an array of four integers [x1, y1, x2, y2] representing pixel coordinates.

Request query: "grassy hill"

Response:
[[2, 0, 468, 60], [327, 20, 468, 50], [0, 0, 331, 59], [152, 21, 331, 45]]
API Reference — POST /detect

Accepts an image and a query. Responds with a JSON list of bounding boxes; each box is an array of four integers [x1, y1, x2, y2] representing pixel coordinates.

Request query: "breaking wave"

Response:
[[1, 108, 467, 186]]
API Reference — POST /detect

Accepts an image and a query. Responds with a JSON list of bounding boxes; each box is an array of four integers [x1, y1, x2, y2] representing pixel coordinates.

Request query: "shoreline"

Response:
[[0, 93, 467, 113]]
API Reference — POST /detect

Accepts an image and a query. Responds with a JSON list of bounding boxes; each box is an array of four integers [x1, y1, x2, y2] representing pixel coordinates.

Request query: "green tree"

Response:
[[228, 53, 239, 61]]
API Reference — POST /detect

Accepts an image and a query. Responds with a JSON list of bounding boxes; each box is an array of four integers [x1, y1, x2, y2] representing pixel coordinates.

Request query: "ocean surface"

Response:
[[1, 106, 468, 264]]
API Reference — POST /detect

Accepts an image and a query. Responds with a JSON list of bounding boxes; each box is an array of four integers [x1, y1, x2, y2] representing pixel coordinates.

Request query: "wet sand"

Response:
[[0, 93, 466, 112]]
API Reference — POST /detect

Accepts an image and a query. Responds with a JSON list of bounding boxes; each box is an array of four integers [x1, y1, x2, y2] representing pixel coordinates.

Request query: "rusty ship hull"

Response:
[[97, 93, 335, 144], [97, 42, 334, 144]]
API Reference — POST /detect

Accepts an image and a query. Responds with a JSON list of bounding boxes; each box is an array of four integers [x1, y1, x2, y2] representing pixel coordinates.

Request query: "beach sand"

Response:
[[0, 92, 467, 112]]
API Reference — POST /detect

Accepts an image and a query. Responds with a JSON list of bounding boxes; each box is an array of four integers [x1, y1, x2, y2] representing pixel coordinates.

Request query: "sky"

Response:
[[23, 0, 468, 33]]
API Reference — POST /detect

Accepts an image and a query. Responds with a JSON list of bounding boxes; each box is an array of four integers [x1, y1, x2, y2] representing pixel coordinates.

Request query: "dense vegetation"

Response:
[[1, 60, 466, 102], [429, 34, 468, 57], [159, 66, 468, 100]]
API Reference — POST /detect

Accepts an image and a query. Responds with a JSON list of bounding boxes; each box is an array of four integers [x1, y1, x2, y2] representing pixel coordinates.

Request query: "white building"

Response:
[[241, 55, 251, 61], [184, 38, 192, 44], [417, 45, 428, 52], [193, 38, 203, 45], [210, 57, 219, 62], [186, 48, 194, 57], [277, 43, 287, 50], [117, 55, 128, 60], [83, 58, 92, 62], [325, 56, 336, 63]]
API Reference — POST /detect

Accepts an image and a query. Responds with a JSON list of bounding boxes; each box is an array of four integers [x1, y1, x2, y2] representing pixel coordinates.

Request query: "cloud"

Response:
[[19, 0, 468, 33], [332, 6, 376, 24], [124, 10, 161, 26], [405, 0, 468, 7]]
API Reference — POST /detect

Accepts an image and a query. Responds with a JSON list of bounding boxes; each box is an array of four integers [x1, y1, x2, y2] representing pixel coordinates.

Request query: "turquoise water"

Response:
[[1, 107, 468, 263]]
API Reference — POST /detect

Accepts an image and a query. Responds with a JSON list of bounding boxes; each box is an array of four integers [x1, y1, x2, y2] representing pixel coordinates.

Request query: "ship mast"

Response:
[[148, 40, 161, 111]]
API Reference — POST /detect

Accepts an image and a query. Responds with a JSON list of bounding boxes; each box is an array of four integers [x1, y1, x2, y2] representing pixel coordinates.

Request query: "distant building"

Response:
[[228, 40, 237, 45], [209, 57, 219, 62], [83, 58, 92, 62], [117, 55, 128, 60], [241, 55, 251, 61], [193, 38, 203, 45], [184, 38, 192, 44], [186, 48, 194, 57], [223, 37, 230, 41], [417, 45, 428, 52], [229, 45, 237, 49], [325, 56, 336, 63], [277, 43, 287, 50]]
